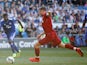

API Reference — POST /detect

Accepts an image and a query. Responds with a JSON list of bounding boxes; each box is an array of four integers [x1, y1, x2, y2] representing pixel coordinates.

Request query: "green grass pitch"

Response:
[[0, 47, 87, 65]]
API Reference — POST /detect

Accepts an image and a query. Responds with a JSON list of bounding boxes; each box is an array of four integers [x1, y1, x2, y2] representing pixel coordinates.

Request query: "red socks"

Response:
[[34, 44, 75, 57], [35, 48, 40, 56], [65, 44, 74, 50]]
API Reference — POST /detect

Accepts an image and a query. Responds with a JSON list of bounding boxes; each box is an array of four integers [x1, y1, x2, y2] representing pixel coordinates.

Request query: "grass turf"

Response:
[[0, 47, 87, 65]]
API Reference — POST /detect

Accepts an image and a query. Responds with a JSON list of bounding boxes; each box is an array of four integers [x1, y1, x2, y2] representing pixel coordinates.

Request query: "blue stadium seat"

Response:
[[21, 32, 28, 38]]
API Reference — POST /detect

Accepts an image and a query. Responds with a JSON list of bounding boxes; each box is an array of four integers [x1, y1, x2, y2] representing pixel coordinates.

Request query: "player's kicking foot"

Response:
[[12, 50, 21, 58], [16, 50, 21, 57], [12, 53, 16, 58], [76, 48, 84, 57], [29, 57, 40, 62]]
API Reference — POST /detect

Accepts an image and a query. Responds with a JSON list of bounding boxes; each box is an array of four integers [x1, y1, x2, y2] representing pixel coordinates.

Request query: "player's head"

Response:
[[3, 13, 8, 21], [39, 7, 46, 16]]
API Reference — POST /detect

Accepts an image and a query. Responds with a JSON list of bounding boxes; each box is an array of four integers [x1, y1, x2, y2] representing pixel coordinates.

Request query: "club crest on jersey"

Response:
[[6, 25, 11, 28], [4, 24, 6, 26]]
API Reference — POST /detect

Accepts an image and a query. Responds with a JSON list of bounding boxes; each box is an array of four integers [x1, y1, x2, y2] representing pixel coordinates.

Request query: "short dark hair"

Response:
[[3, 13, 8, 17], [39, 7, 46, 11]]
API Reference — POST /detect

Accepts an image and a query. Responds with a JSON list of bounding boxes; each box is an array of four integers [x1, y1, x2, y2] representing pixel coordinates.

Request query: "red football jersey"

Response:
[[42, 14, 53, 33]]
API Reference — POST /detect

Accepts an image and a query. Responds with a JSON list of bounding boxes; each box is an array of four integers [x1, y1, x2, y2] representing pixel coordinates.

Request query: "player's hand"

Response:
[[37, 34, 41, 40]]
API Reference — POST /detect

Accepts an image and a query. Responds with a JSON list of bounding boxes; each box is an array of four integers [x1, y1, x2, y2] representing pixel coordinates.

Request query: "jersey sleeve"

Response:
[[10, 20, 15, 26], [10, 20, 14, 23]]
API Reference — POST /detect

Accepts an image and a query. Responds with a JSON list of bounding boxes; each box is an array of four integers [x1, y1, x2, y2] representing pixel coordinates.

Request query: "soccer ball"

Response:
[[6, 56, 15, 64]]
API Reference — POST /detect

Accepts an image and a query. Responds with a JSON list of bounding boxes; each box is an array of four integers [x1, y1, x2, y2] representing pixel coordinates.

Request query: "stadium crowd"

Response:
[[0, 0, 87, 46]]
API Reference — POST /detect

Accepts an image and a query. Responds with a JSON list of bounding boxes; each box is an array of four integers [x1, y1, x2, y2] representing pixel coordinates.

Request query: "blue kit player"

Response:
[[1, 14, 21, 57], [82, 14, 87, 45]]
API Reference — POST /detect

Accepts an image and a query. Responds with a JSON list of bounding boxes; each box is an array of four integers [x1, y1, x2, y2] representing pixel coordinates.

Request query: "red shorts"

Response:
[[39, 31, 61, 46]]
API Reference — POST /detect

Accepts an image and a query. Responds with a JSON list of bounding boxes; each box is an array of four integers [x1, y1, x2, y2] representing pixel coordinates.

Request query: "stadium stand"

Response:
[[0, 0, 87, 46]]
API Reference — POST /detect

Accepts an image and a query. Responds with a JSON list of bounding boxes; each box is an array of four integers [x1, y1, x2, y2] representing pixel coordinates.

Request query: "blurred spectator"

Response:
[[54, 26, 59, 35], [53, 12, 58, 22], [0, 0, 86, 46], [71, 22, 80, 34], [16, 19, 25, 37], [70, 13, 74, 22], [85, 1, 87, 7], [0, 0, 86, 40], [62, 32, 70, 44], [61, 24, 68, 34], [25, 26, 32, 37], [25, 22, 37, 37], [34, 15, 40, 23], [30, 22, 37, 37]]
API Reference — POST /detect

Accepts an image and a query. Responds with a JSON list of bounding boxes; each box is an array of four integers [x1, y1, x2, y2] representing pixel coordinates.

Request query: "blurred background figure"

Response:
[[0, 0, 87, 47]]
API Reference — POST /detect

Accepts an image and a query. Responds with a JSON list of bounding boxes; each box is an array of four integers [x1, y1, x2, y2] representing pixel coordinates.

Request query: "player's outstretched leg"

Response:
[[58, 42, 84, 57], [10, 43, 16, 55], [13, 43, 21, 58], [29, 42, 40, 62], [9, 40, 21, 58], [12, 42, 21, 57], [16, 50, 21, 57]]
